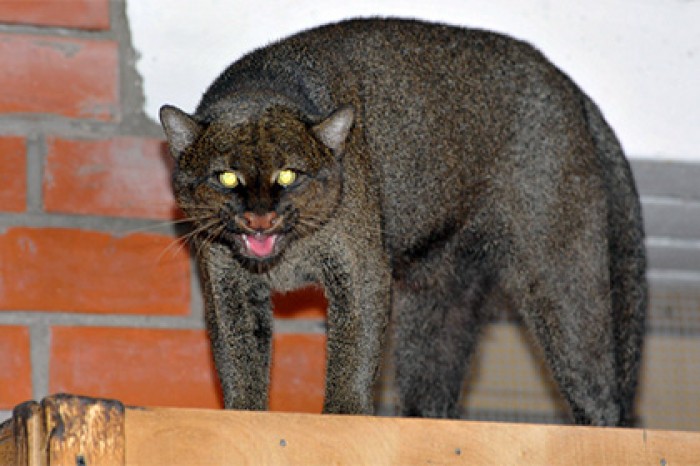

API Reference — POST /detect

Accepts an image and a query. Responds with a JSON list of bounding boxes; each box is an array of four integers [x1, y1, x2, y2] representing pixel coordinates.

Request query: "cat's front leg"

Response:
[[197, 242, 273, 410], [319, 246, 391, 415]]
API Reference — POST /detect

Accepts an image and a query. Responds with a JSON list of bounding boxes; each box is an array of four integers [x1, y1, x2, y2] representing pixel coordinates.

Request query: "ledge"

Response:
[[1, 394, 698, 465]]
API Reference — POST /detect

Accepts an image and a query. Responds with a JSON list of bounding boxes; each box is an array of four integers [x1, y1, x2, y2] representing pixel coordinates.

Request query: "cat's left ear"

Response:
[[160, 105, 203, 159], [312, 105, 354, 155]]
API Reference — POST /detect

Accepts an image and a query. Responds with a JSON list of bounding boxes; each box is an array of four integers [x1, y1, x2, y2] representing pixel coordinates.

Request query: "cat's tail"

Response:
[[583, 96, 648, 426]]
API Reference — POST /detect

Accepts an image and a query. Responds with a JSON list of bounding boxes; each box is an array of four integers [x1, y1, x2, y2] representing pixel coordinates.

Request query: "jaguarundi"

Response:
[[160, 17, 647, 426]]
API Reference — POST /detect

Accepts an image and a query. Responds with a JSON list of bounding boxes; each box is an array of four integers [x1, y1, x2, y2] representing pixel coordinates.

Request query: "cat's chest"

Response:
[[266, 231, 327, 292]]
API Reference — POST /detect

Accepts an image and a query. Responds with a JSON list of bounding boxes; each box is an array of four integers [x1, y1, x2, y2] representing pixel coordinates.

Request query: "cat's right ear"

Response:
[[312, 105, 355, 155], [159, 105, 202, 159]]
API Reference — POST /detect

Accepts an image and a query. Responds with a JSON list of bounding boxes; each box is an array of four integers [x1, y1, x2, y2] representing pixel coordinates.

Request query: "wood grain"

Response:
[[42, 394, 125, 466], [3, 395, 699, 465], [0, 401, 45, 466], [126, 408, 700, 465]]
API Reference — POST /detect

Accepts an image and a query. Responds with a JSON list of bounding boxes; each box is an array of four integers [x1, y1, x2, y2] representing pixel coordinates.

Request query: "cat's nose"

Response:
[[242, 211, 279, 231]]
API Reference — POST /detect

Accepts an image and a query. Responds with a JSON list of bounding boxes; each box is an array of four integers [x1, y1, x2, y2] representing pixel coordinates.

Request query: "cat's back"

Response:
[[196, 18, 537, 120]]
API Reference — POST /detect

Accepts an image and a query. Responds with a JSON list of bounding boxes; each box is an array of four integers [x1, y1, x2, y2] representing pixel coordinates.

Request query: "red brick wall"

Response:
[[0, 0, 327, 414]]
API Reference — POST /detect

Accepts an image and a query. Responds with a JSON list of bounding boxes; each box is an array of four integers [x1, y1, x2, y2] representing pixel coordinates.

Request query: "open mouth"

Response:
[[241, 233, 279, 259]]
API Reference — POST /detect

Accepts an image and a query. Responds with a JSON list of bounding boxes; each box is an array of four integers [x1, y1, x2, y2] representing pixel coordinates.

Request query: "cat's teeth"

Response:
[[242, 234, 278, 258]]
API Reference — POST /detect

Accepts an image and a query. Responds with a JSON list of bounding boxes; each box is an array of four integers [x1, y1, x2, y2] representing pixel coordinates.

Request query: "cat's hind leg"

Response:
[[393, 244, 492, 419], [515, 289, 620, 425], [503, 223, 623, 425]]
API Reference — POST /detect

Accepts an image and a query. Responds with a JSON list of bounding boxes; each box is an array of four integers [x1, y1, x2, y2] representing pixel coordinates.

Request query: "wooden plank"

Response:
[[19, 402, 44, 466], [1, 401, 46, 466], [0, 412, 15, 466], [125, 408, 700, 465], [41, 394, 125, 466], [4, 395, 700, 465], [1, 396, 128, 466]]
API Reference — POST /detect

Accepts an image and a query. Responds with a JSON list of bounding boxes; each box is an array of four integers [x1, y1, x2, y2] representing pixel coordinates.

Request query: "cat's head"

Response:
[[160, 102, 354, 271]]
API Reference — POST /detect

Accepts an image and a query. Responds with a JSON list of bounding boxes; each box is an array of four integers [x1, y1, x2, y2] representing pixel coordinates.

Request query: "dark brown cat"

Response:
[[160, 18, 646, 426]]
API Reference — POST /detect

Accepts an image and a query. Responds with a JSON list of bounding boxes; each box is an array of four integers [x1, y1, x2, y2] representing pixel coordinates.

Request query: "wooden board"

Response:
[[126, 407, 700, 465], [2, 394, 699, 465], [0, 395, 124, 466]]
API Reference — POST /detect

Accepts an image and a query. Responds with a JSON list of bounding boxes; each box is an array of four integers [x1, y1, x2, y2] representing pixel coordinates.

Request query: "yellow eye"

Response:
[[276, 169, 297, 187], [219, 171, 239, 188]]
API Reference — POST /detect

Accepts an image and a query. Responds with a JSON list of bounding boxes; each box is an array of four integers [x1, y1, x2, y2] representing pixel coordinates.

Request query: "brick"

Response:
[[0, 33, 118, 120], [0, 136, 26, 212], [49, 327, 223, 409], [50, 327, 326, 412], [269, 334, 326, 413], [0, 0, 109, 30], [44, 137, 181, 219], [0, 227, 190, 315], [272, 286, 327, 320], [0, 326, 32, 409]]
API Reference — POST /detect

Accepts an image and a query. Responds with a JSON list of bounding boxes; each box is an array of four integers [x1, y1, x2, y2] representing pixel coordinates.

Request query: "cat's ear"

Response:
[[312, 105, 354, 154], [159, 105, 202, 159]]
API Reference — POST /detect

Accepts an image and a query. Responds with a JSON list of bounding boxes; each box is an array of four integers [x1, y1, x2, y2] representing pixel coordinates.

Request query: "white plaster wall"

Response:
[[127, 0, 700, 161]]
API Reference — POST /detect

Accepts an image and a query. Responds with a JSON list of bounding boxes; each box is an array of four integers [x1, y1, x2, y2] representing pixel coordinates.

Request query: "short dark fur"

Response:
[[160, 18, 646, 426]]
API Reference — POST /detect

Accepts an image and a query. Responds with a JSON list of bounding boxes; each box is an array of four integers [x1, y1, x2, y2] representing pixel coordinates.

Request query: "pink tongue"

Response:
[[245, 234, 277, 257]]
